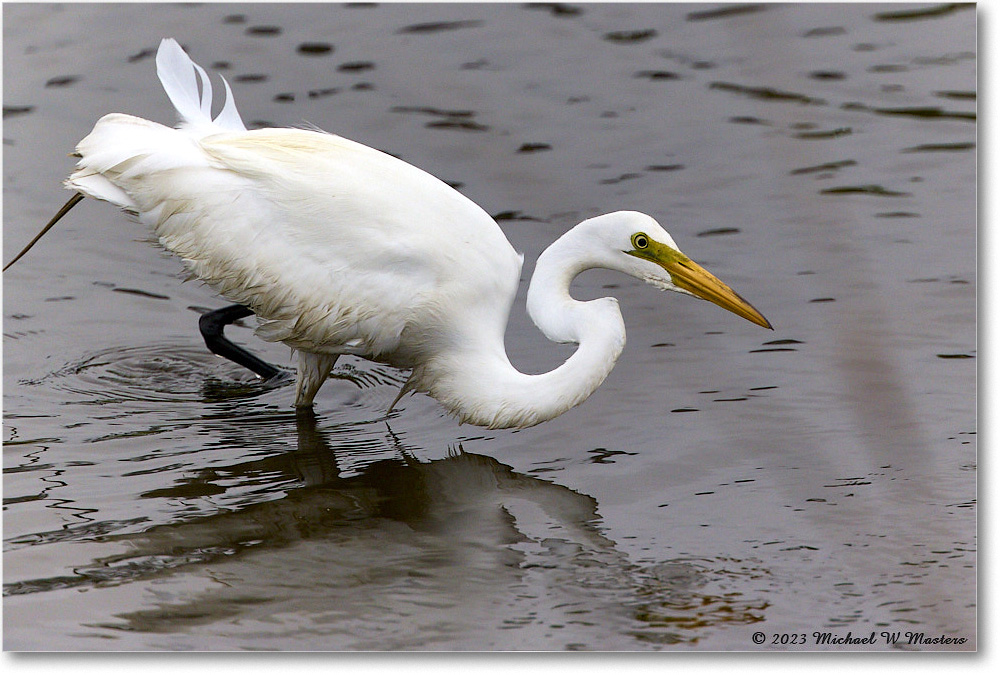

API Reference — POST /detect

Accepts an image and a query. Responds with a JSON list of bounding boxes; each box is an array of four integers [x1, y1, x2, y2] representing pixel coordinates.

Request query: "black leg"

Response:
[[199, 304, 282, 380]]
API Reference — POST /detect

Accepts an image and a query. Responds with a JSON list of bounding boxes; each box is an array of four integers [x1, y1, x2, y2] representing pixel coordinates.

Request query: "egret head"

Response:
[[584, 211, 772, 329]]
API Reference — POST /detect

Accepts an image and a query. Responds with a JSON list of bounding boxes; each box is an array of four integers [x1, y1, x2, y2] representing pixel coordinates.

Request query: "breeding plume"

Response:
[[6, 39, 771, 429]]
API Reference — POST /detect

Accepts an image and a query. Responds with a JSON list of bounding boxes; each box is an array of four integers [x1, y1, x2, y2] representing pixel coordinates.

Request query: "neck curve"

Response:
[[418, 226, 627, 429]]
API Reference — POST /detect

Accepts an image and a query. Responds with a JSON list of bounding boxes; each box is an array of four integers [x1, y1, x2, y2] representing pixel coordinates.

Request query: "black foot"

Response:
[[199, 304, 282, 380]]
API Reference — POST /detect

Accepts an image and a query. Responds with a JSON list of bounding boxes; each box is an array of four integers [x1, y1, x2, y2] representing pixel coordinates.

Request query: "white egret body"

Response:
[[55, 39, 770, 429]]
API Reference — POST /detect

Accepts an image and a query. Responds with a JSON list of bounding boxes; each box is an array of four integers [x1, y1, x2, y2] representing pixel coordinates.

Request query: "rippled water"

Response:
[[3, 3, 975, 650]]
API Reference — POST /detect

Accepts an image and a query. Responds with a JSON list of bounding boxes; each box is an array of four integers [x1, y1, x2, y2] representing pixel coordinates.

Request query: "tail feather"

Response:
[[66, 172, 136, 210], [68, 39, 247, 208], [66, 113, 211, 208], [155, 38, 245, 131], [215, 76, 245, 130]]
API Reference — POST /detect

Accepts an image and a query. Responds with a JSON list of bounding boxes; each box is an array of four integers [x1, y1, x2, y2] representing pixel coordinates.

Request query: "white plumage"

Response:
[[61, 39, 770, 429]]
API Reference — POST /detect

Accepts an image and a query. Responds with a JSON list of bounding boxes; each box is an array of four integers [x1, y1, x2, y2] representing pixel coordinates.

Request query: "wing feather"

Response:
[[68, 39, 519, 364], [70, 119, 520, 362]]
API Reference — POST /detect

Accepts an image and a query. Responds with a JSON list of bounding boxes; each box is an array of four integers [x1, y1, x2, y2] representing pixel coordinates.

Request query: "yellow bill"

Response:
[[663, 256, 772, 329], [626, 233, 771, 329]]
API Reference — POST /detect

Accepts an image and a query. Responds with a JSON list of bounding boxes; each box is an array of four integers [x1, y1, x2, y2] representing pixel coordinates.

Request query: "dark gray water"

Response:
[[3, 3, 975, 651]]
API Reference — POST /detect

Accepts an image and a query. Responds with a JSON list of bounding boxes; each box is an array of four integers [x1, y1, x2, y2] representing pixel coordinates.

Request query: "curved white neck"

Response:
[[421, 227, 627, 429]]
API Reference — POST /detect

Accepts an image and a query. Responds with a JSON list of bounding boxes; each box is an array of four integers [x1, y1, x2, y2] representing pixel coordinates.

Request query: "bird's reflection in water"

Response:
[[83, 411, 767, 649]]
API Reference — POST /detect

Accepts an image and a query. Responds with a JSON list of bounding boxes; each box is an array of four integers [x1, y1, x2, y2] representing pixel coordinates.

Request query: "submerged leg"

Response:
[[294, 352, 339, 407], [199, 304, 282, 380]]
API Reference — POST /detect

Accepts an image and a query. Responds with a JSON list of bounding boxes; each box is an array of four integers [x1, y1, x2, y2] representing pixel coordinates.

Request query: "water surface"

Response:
[[3, 2, 976, 650]]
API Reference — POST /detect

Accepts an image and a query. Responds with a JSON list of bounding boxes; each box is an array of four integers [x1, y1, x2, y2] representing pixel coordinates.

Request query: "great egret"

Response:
[[5, 39, 771, 429]]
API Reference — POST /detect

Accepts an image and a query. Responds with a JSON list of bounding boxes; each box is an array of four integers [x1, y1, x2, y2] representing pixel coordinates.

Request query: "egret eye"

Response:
[[632, 233, 649, 250]]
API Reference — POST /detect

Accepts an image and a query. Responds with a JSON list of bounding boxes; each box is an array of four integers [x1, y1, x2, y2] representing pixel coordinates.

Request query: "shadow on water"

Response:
[[6, 401, 768, 648]]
